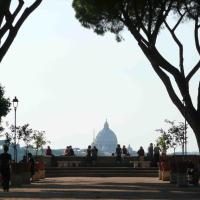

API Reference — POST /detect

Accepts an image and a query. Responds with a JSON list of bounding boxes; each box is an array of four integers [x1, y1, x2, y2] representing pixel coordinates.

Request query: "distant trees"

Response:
[[2, 121, 49, 158], [0, 0, 42, 62], [72, 0, 200, 151]]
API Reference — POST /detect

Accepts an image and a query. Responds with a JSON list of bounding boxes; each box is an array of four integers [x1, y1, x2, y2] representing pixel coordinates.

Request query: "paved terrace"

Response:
[[0, 177, 200, 200]]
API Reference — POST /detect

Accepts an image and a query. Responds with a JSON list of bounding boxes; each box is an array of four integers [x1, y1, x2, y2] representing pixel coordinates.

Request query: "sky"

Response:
[[0, 0, 199, 153]]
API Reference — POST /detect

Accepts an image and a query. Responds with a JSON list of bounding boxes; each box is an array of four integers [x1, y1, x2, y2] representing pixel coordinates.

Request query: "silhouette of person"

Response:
[[0, 144, 11, 192], [148, 143, 154, 165], [45, 146, 52, 156], [91, 146, 98, 165], [153, 145, 161, 166], [137, 146, 145, 161], [86, 145, 92, 165], [28, 153, 35, 182], [116, 144, 122, 163], [122, 145, 128, 156]]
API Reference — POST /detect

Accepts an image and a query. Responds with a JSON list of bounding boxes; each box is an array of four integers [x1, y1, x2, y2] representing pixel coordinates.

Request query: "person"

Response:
[[86, 145, 92, 165], [28, 153, 35, 182], [69, 146, 74, 156], [116, 144, 122, 163], [148, 143, 154, 166], [64, 146, 70, 156], [0, 144, 11, 192], [45, 146, 52, 156], [153, 145, 161, 166], [91, 146, 98, 165], [137, 146, 145, 161], [122, 145, 128, 156]]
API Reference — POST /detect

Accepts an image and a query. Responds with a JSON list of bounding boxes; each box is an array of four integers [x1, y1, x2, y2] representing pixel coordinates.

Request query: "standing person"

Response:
[[69, 146, 74, 156], [28, 153, 35, 182], [116, 144, 122, 163], [148, 143, 154, 166], [86, 145, 92, 166], [45, 146, 52, 156], [0, 144, 11, 192], [91, 146, 98, 165], [137, 146, 145, 161], [153, 145, 161, 166], [122, 145, 128, 156], [64, 146, 70, 156]]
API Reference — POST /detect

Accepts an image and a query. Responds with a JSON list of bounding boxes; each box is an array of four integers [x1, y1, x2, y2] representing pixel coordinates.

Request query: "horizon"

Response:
[[0, 0, 199, 153]]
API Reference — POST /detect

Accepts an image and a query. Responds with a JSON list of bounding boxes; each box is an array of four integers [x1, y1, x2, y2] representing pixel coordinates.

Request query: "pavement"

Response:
[[0, 177, 199, 200]]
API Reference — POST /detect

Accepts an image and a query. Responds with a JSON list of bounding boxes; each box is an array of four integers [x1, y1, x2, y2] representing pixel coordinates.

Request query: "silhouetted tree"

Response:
[[0, 0, 42, 62], [72, 0, 200, 151], [0, 85, 10, 131]]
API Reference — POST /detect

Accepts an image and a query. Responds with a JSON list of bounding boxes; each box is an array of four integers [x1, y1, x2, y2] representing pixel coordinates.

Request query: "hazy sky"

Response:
[[0, 0, 199, 152]]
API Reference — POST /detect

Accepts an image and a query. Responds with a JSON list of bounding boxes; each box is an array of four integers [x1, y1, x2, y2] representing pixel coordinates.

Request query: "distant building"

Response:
[[92, 121, 118, 155]]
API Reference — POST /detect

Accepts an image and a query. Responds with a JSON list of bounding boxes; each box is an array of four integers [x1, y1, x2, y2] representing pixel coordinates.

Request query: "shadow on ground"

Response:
[[0, 178, 199, 199]]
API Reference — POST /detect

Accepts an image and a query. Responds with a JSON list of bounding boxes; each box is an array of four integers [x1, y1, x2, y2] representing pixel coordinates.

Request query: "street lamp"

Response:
[[182, 98, 187, 155], [12, 96, 18, 162]]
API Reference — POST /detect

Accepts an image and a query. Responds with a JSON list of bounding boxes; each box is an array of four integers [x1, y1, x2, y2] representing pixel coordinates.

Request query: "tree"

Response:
[[18, 124, 34, 157], [32, 130, 49, 156], [156, 119, 187, 154], [72, 0, 200, 151], [0, 0, 42, 62], [0, 85, 10, 131]]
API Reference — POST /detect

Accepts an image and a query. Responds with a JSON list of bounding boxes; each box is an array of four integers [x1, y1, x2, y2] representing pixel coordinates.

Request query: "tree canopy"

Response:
[[73, 0, 200, 151]]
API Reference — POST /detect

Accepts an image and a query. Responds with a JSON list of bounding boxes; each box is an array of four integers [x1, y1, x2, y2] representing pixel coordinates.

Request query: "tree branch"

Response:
[[152, 0, 172, 44], [186, 60, 200, 81], [132, 1, 150, 40], [164, 19, 184, 75], [197, 81, 200, 113], [151, 62, 185, 115], [147, 0, 153, 36], [121, 7, 149, 47], [0, 0, 24, 41], [194, 18, 200, 55], [0, 0, 42, 62], [13, 0, 24, 19]]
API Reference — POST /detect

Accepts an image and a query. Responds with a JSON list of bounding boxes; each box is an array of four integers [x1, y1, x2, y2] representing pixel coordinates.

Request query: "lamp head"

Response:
[[12, 96, 19, 108]]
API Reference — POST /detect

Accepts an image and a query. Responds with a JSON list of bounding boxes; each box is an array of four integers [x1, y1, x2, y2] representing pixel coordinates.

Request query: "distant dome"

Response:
[[93, 121, 118, 154]]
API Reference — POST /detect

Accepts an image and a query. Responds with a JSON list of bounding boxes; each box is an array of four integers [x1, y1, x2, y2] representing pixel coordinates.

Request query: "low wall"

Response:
[[41, 156, 152, 168]]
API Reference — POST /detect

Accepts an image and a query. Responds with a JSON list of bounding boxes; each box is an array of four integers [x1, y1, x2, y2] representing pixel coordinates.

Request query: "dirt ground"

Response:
[[0, 177, 199, 200]]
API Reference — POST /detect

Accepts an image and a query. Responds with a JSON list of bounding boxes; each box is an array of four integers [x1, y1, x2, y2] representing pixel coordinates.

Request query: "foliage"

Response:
[[156, 119, 187, 154], [72, 0, 200, 151], [32, 130, 49, 156], [156, 130, 170, 153], [0, 0, 43, 62], [0, 84, 11, 124], [18, 124, 34, 156]]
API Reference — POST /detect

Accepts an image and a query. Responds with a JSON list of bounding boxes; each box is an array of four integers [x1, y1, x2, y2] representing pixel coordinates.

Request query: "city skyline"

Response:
[[0, 0, 199, 153]]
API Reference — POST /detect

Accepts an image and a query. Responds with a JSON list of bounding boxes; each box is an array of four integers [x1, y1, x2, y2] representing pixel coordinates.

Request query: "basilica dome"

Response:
[[93, 121, 118, 154]]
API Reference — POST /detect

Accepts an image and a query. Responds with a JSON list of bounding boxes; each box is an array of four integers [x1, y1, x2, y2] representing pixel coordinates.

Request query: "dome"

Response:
[[93, 121, 118, 154]]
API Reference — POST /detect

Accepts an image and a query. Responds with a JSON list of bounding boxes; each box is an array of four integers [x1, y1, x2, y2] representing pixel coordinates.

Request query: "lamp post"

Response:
[[12, 96, 18, 162], [182, 98, 187, 155]]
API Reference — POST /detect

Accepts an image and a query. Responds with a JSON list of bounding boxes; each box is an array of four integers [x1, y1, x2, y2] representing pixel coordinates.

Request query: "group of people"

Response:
[[115, 144, 130, 163], [137, 143, 161, 166], [0, 144, 35, 192], [64, 145, 74, 156], [86, 145, 98, 165]]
